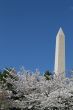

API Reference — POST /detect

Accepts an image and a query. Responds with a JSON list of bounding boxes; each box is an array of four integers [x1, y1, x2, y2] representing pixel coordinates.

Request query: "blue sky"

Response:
[[0, 0, 73, 74]]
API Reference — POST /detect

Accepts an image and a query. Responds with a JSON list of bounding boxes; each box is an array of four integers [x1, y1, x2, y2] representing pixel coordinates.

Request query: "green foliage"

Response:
[[0, 68, 12, 82], [1, 68, 19, 92], [44, 70, 52, 80]]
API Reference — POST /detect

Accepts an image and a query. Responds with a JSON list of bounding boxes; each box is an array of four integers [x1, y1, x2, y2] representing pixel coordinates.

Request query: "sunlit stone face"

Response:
[[54, 28, 65, 77]]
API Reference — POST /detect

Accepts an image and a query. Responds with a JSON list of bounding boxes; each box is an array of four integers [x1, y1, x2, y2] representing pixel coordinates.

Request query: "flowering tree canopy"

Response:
[[0, 68, 73, 110]]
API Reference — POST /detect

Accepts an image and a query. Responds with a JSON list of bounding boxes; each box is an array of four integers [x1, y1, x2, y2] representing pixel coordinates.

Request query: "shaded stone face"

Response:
[[54, 28, 65, 77]]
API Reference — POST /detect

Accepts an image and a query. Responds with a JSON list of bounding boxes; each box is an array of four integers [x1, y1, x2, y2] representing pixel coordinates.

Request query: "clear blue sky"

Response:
[[0, 0, 73, 73]]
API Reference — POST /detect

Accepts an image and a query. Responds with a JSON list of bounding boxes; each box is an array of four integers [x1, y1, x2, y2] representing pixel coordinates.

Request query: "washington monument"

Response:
[[54, 28, 65, 77]]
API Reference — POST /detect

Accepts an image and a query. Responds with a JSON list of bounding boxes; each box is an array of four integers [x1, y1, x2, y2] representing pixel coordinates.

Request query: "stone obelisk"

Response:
[[54, 28, 65, 77]]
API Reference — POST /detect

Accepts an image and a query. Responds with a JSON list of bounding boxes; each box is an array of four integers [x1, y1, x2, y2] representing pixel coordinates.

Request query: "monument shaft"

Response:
[[54, 28, 65, 76]]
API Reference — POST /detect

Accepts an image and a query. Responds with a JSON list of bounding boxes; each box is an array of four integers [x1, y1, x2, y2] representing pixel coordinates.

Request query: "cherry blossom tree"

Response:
[[0, 68, 73, 110]]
